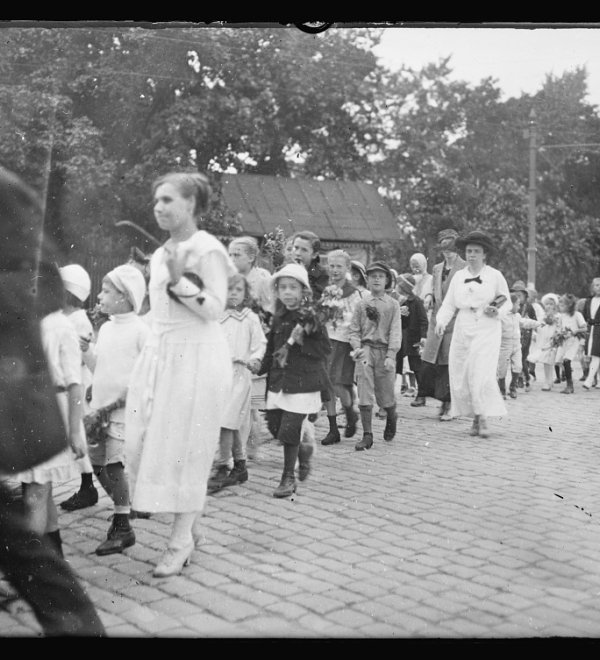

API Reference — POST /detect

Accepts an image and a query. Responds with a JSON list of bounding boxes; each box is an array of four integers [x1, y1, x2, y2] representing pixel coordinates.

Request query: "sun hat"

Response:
[[59, 264, 91, 303], [105, 264, 147, 314], [540, 293, 559, 307], [455, 230, 495, 255], [271, 262, 311, 292]]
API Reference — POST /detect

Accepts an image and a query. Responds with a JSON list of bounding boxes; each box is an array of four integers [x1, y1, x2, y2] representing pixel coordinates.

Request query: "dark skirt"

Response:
[[418, 361, 450, 402], [326, 339, 355, 387]]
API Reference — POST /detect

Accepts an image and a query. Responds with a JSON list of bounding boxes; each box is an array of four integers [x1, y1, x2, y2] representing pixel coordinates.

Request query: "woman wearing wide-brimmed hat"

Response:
[[411, 228, 465, 420], [435, 230, 511, 438]]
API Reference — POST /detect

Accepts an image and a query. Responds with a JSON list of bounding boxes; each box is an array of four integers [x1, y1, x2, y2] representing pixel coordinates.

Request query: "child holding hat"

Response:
[[348, 261, 402, 450], [58, 264, 100, 513], [82, 264, 149, 555], [258, 262, 331, 498]]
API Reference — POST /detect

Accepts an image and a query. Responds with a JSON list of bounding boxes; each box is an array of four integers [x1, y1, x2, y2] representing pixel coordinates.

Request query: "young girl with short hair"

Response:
[[259, 263, 331, 498], [208, 273, 266, 493], [556, 293, 587, 394], [527, 293, 562, 391]]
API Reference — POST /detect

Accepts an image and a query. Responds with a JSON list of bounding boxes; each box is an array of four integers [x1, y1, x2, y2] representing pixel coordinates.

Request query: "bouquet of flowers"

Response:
[[262, 226, 288, 270], [272, 286, 344, 368], [550, 329, 569, 349], [84, 397, 126, 446], [365, 302, 381, 326]]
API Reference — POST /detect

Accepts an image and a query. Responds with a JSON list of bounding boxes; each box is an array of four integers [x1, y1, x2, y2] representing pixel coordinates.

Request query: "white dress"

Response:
[[436, 265, 511, 418], [527, 316, 561, 365], [19, 311, 83, 484], [220, 307, 267, 430], [125, 231, 236, 513], [555, 311, 587, 363]]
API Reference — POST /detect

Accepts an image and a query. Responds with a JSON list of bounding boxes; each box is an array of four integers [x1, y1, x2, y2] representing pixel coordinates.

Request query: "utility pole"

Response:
[[527, 108, 537, 290]]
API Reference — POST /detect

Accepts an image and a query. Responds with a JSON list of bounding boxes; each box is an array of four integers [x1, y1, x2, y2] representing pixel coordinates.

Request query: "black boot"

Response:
[[207, 465, 231, 494], [273, 471, 296, 498], [60, 482, 99, 511], [410, 396, 426, 407], [343, 406, 358, 438], [322, 414, 341, 445], [222, 460, 248, 487], [297, 442, 313, 481], [355, 432, 374, 451], [580, 366, 589, 382], [383, 406, 397, 441], [509, 373, 519, 399], [95, 515, 135, 556]]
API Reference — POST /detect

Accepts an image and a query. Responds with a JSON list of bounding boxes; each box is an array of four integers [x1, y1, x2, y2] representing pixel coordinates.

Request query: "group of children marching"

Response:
[[498, 280, 592, 399], [20, 232, 600, 563]]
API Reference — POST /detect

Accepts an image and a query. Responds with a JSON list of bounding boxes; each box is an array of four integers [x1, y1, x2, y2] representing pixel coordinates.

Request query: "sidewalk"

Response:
[[2, 372, 600, 638]]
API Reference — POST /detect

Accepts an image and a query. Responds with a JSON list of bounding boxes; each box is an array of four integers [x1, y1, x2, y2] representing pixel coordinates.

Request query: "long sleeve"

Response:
[[168, 250, 230, 321], [387, 300, 402, 359], [436, 274, 459, 330], [347, 303, 364, 352], [248, 312, 268, 362]]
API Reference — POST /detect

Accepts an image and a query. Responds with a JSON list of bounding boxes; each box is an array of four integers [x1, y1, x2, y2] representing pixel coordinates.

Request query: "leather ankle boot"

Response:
[[273, 471, 296, 498], [222, 460, 248, 487]]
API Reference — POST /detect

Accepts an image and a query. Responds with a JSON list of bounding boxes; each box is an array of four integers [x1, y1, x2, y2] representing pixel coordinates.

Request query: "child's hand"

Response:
[[79, 336, 92, 352], [350, 348, 365, 361], [83, 411, 99, 435], [290, 323, 305, 345], [435, 321, 446, 337], [69, 429, 87, 459], [247, 358, 261, 374], [384, 357, 395, 372]]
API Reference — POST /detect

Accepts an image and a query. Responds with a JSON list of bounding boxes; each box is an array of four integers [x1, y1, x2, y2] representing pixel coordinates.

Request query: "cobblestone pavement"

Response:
[[2, 369, 600, 638]]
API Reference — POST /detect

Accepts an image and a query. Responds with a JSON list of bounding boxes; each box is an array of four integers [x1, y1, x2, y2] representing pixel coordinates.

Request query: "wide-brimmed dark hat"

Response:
[[436, 228, 459, 249], [366, 260, 393, 289], [455, 230, 495, 255], [350, 260, 367, 286], [510, 280, 528, 295]]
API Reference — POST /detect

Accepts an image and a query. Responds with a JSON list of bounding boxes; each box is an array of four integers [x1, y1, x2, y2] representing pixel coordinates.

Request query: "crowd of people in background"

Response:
[[6, 167, 600, 589]]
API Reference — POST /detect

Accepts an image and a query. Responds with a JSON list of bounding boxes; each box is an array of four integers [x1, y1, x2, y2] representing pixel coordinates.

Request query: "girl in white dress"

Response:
[[555, 293, 587, 394], [19, 288, 87, 557], [527, 293, 562, 391], [207, 273, 266, 493], [435, 231, 511, 438], [125, 171, 236, 578]]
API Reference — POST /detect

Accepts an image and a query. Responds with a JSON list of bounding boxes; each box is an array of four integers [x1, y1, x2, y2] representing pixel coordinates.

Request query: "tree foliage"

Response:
[[0, 26, 599, 295]]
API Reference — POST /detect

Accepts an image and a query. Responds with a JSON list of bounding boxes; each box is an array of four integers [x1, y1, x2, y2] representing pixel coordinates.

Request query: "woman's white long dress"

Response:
[[125, 231, 235, 513], [436, 265, 511, 418]]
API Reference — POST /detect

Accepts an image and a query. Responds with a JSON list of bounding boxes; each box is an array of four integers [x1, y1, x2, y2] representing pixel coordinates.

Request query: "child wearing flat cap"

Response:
[[82, 264, 149, 556], [348, 261, 402, 450]]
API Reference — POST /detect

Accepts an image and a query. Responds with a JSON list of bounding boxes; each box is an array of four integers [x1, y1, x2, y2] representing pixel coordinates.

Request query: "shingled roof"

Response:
[[221, 173, 400, 243]]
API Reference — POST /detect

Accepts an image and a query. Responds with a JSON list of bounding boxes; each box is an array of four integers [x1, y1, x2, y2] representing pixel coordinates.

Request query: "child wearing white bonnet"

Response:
[[104, 264, 147, 315]]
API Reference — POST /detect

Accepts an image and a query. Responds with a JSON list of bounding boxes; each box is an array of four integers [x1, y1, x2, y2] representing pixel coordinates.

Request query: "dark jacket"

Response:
[[519, 300, 537, 349], [399, 295, 429, 358], [583, 296, 600, 357], [307, 258, 329, 301], [260, 307, 331, 394]]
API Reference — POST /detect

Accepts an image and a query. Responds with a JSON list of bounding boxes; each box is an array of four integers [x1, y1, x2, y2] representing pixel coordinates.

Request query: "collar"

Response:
[[222, 307, 251, 322]]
